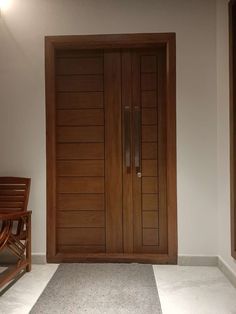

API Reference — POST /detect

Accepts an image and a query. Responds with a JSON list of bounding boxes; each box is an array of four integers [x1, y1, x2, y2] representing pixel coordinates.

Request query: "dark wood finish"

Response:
[[0, 177, 32, 292], [104, 52, 123, 253], [46, 33, 177, 264], [230, 0, 236, 259]]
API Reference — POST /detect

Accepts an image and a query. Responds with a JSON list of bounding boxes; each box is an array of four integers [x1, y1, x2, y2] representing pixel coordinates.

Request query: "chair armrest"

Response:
[[0, 211, 32, 220]]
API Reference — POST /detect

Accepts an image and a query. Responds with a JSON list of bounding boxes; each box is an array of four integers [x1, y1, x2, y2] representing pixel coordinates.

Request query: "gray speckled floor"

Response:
[[30, 263, 162, 314]]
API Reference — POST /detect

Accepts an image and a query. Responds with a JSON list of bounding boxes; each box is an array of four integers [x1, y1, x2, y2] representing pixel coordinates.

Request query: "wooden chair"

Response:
[[0, 177, 32, 292]]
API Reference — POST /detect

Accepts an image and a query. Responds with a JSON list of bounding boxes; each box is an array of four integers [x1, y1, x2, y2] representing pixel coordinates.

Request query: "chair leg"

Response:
[[26, 215, 31, 272]]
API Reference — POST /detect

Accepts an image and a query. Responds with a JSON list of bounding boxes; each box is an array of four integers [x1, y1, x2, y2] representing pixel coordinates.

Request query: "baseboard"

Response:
[[32, 253, 46, 264], [218, 256, 236, 289], [178, 255, 218, 266]]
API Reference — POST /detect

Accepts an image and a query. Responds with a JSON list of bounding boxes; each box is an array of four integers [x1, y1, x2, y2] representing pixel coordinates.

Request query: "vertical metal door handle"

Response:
[[124, 106, 131, 171], [134, 106, 141, 175]]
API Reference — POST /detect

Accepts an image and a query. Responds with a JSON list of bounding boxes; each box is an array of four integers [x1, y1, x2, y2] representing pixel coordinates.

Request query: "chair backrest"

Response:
[[0, 177, 31, 212]]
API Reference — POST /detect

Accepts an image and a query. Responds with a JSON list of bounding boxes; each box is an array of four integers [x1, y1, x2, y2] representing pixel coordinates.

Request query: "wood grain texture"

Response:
[[56, 57, 103, 75], [57, 194, 104, 211], [46, 33, 177, 264], [57, 143, 104, 160], [57, 228, 105, 245], [104, 52, 123, 253], [57, 109, 104, 126], [57, 160, 104, 176], [142, 194, 158, 211], [56, 75, 103, 92], [58, 177, 104, 193], [57, 92, 104, 109], [143, 229, 159, 246], [57, 211, 105, 228], [143, 211, 159, 228], [57, 126, 104, 143]]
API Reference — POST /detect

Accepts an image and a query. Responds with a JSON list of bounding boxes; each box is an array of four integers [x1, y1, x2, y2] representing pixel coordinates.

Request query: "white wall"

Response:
[[217, 0, 236, 274], [0, 0, 218, 257]]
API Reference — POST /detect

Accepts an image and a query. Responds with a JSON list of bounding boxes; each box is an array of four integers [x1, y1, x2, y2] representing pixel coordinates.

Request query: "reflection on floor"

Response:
[[0, 264, 236, 314], [153, 265, 236, 314]]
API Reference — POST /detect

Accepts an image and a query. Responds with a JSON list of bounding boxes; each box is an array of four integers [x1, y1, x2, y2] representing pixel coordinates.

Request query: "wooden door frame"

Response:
[[45, 33, 177, 264]]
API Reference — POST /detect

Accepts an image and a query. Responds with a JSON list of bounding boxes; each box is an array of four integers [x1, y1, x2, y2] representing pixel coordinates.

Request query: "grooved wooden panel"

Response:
[[56, 50, 103, 58], [57, 92, 104, 109], [141, 56, 157, 73], [142, 160, 157, 176], [57, 160, 104, 176], [57, 126, 104, 143], [142, 91, 157, 108], [104, 52, 123, 253], [141, 73, 157, 91], [143, 229, 159, 246], [0, 201, 23, 208], [57, 143, 104, 160], [142, 143, 157, 159], [142, 211, 159, 228], [57, 109, 104, 126], [57, 194, 104, 211], [142, 194, 158, 211], [58, 245, 106, 253], [56, 75, 103, 92], [142, 109, 157, 125], [58, 177, 104, 193], [142, 126, 157, 142], [56, 58, 103, 75], [57, 228, 105, 245], [57, 211, 105, 228], [142, 177, 158, 193]]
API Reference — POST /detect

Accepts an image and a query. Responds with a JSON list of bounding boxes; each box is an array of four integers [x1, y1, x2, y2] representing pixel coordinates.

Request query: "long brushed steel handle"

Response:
[[134, 106, 141, 175], [124, 106, 131, 171]]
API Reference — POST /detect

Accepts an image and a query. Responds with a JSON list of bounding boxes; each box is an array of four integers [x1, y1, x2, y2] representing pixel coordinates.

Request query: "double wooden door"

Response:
[[46, 34, 177, 263]]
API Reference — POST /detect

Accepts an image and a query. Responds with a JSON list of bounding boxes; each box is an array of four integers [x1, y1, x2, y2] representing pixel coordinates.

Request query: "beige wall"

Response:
[[0, 0, 218, 257], [217, 0, 236, 274]]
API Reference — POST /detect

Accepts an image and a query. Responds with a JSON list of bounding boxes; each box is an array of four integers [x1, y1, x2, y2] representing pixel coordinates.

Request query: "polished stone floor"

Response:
[[0, 264, 236, 314]]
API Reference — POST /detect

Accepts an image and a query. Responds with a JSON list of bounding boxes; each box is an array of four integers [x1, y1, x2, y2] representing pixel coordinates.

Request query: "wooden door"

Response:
[[55, 50, 123, 255], [46, 33, 177, 264]]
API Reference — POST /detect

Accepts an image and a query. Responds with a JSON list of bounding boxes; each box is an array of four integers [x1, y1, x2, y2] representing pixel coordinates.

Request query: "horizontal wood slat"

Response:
[[0, 190, 25, 196], [142, 211, 159, 228], [142, 143, 157, 159], [142, 160, 157, 176], [142, 109, 157, 125], [57, 126, 104, 143], [141, 73, 157, 91], [142, 194, 158, 211], [57, 211, 105, 228], [56, 75, 103, 92], [142, 126, 157, 142], [0, 185, 27, 190], [57, 109, 104, 126], [57, 160, 104, 176], [142, 177, 158, 193], [143, 229, 159, 246], [57, 194, 104, 211], [57, 228, 105, 245], [56, 50, 103, 58], [142, 91, 157, 108], [0, 196, 25, 201], [56, 57, 103, 75], [57, 92, 104, 109], [57, 143, 104, 160], [141, 56, 157, 73], [0, 202, 24, 208], [58, 245, 105, 253], [58, 177, 104, 193]]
